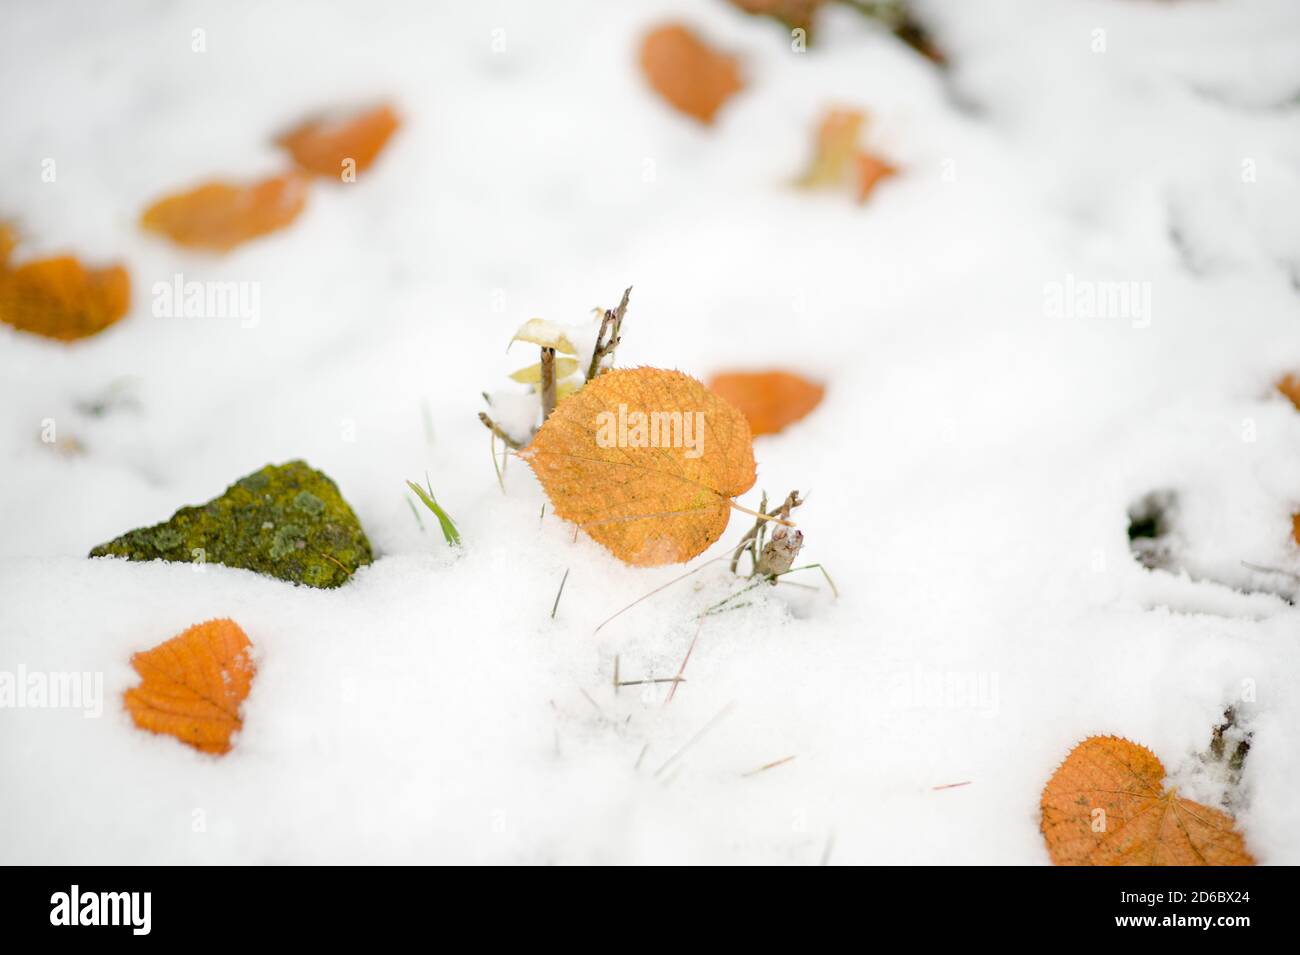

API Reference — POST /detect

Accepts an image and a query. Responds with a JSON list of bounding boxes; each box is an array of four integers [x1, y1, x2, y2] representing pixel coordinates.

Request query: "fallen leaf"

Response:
[[729, 0, 825, 35], [855, 151, 898, 203], [795, 108, 897, 201], [1292, 512, 1299, 547], [522, 367, 756, 566], [640, 24, 743, 124], [796, 109, 865, 188], [0, 226, 130, 341], [124, 618, 256, 755], [1278, 373, 1300, 411], [141, 173, 310, 251], [277, 103, 400, 178], [1040, 735, 1254, 866], [708, 370, 824, 436]]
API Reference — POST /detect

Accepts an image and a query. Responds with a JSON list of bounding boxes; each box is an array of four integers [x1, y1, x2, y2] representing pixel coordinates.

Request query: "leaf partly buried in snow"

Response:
[[522, 367, 756, 566], [277, 103, 400, 178], [141, 173, 310, 251], [708, 370, 824, 436], [0, 229, 130, 341], [1040, 735, 1254, 866], [729, 0, 825, 35], [854, 151, 897, 203], [796, 108, 897, 202], [640, 23, 744, 124], [796, 109, 865, 188], [1277, 373, 1300, 412], [124, 618, 256, 755]]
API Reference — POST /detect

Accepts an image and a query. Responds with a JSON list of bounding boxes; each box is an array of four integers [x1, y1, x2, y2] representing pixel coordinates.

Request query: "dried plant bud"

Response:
[[756, 525, 804, 577]]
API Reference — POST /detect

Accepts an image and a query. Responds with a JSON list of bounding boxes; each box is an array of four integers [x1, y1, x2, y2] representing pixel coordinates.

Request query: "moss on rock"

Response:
[[89, 460, 373, 588]]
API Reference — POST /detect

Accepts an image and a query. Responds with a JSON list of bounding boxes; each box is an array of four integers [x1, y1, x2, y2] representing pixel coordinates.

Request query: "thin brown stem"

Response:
[[666, 618, 703, 704], [539, 346, 557, 420], [586, 285, 633, 380], [728, 499, 796, 527], [742, 754, 797, 778], [478, 411, 522, 450], [653, 702, 734, 777], [730, 490, 767, 574]]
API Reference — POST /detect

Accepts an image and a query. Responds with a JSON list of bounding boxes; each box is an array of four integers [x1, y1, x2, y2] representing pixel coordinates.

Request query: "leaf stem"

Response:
[[478, 411, 522, 450], [728, 499, 796, 527], [540, 346, 557, 420]]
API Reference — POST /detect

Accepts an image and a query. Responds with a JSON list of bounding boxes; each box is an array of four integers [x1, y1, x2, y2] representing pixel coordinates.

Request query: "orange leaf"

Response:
[[640, 24, 744, 124], [1278, 373, 1300, 411], [1040, 736, 1254, 866], [708, 370, 824, 436], [124, 618, 256, 755], [1292, 512, 1299, 547], [141, 173, 309, 251], [729, 0, 825, 34], [855, 151, 897, 203], [0, 226, 130, 341], [277, 103, 400, 178], [522, 367, 756, 566]]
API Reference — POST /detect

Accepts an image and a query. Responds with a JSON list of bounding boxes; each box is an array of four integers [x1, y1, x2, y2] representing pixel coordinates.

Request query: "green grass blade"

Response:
[[405, 479, 461, 546]]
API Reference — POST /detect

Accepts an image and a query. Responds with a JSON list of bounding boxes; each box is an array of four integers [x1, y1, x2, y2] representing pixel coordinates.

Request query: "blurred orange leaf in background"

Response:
[[124, 618, 256, 755], [708, 370, 824, 436], [1277, 373, 1300, 411], [141, 173, 310, 251], [796, 108, 897, 202], [523, 367, 756, 566], [1040, 735, 1254, 866], [1274, 374, 1300, 546], [0, 225, 130, 341], [796, 109, 865, 188], [640, 24, 744, 124], [854, 152, 898, 203], [729, 0, 825, 35], [277, 103, 400, 178]]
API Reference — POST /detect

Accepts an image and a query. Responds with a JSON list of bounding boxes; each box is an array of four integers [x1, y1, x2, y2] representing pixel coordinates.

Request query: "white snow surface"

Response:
[[2, 0, 1300, 864]]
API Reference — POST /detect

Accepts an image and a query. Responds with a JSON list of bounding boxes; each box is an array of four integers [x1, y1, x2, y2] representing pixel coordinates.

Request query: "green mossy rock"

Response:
[[89, 460, 373, 588]]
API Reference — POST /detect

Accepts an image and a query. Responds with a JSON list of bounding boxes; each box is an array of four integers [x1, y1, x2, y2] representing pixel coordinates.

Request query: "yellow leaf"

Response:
[[796, 109, 865, 188], [522, 367, 756, 566], [509, 356, 580, 384], [795, 109, 898, 201], [509, 317, 580, 355]]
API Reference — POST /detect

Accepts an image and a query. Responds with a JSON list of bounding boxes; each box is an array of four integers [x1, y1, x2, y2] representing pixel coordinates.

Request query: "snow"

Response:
[[2, 0, 1300, 864]]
